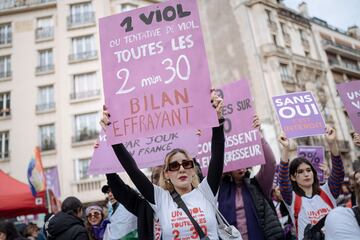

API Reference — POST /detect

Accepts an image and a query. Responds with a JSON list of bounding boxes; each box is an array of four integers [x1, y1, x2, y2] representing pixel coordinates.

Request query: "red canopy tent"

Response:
[[0, 170, 49, 218]]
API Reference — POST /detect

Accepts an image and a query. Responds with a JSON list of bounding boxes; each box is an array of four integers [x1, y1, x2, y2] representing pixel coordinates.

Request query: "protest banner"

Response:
[[99, 0, 218, 144], [336, 81, 360, 133], [88, 129, 198, 174], [197, 80, 265, 175], [272, 91, 326, 138], [297, 146, 325, 182]]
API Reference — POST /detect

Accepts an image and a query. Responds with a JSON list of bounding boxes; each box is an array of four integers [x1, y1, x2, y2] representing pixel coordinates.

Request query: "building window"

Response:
[[69, 35, 97, 62], [36, 85, 54, 112], [280, 64, 293, 82], [71, 72, 100, 100], [342, 57, 359, 71], [36, 17, 54, 40], [0, 23, 11, 45], [75, 158, 95, 180], [0, 92, 10, 117], [39, 124, 55, 151], [265, 9, 272, 22], [68, 2, 95, 27], [0, 131, 9, 160], [272, 34, 277, 46], [0, 55, 11, 79], [73, 112, 99, 142], [120, 3, 138, 12], [37, 49, 54, 73]]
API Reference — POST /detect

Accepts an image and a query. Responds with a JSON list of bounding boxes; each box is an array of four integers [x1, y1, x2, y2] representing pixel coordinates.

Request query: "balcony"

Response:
[[301, 38, 310, 52], [0, 0, 56, 14], [283, 33, 291, 46], [268, 20, 277, 33], [281, 75, 295, 83], [322, 40, 360, 59], [36, 64, 54, 75], [69, 50, 97, 63], [67, 12, 96, 29], [40, 140, 55, 151], [261, 43, 290, 59], [328, 59, 360, 78], [0, 71, 12, 80], [0, 32, 12, 46], [70, 89, 101, 101], [0, 108, 10, 118], [72, 129, 98, 143], [278, 7, 310, 28], [36, 102, 55, 113], [0, 151, 10, 161], [35, 27, 54, 41], [292, 54, 324, 70]]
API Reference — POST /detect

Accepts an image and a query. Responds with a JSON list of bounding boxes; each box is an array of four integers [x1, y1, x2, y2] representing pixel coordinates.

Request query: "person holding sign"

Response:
[[278, 126, 344, 240], [353, 132, 360, 148], [218, 115, 284, 240], [103, 91, 225, 239]]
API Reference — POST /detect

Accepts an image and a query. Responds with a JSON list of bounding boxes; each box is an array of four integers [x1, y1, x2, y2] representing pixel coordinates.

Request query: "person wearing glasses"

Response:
[[85, 205, 109, 240], [103, 91, 224, 239], [278, 126, 344, 240]]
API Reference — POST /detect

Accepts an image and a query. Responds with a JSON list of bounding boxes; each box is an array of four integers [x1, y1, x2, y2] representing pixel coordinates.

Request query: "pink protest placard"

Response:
[[297, 146, 325, 182], [88, 129, 199, 174], [197, 80, 265, 175], [272, 91, 326, 138], [99, 0, 218, 144], [336, 81, 360, 133]]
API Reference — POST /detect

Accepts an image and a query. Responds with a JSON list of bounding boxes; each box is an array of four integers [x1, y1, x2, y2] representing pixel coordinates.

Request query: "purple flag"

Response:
[[197, 80, 265, 175], [336, 81, 360, 133], [44, 167, 61, 198], [272, 91, 326, 138], [297, 146, 325, 182], [99, 0, 218, 144]]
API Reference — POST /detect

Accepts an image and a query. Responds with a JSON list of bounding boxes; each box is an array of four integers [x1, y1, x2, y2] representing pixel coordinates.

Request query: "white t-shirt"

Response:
[[149, 177, 219, 240], [325, 207, 360, 240], [285, 183, 336, 240], [104, 203, 137, 240]]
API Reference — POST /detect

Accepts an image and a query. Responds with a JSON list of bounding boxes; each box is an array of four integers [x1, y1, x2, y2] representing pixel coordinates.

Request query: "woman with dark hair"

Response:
[[46, 196, 89, 240], [0, 221, 25, 240], [278, 126, 344, 240], [84, 205, 109, 240]]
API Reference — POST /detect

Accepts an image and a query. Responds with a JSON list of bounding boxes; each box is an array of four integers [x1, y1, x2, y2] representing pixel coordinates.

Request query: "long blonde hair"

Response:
[[159, 148, 200, 192]]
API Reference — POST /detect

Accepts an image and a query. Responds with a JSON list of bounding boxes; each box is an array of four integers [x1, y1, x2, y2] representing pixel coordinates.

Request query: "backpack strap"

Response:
[[352, 207, 360, 227], [319, 189, 334, 209], [294, 194, 302, 236]]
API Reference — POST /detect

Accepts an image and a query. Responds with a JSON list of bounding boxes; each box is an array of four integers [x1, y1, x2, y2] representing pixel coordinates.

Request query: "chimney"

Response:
[[347, 25, 360, 39], [298, 2, 309, 18]]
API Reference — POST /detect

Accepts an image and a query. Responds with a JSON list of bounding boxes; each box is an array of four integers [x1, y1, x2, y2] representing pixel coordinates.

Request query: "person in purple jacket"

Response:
[[218, 115, 284, 240]]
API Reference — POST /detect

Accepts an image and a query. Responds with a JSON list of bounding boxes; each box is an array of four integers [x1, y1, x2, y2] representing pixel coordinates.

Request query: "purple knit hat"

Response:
[[85, 205, 102, 216]]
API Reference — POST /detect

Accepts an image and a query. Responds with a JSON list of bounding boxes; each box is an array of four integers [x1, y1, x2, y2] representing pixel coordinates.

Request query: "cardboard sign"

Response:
[[197, 80, 265, 175], [336, 81, 360, 133], [297, 146, 325, 182], [88, 129, 199, 174], [99, 0, 218, 144], [272, 91, 326, 138]]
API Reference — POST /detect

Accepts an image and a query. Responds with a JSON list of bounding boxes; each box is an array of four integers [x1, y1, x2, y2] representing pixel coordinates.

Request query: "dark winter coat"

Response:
[[46, 211, 89, 240]]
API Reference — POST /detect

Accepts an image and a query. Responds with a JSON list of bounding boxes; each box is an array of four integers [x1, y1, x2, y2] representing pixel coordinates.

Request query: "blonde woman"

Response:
[[103, 92, 224, 239]]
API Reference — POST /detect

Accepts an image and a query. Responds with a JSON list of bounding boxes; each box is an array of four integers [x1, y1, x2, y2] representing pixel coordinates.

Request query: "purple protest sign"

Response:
[[99, 0, 218, 144], [297, 146, 325, 182], [44, 167, 61, 198], [272, 91, 326, 138], [197, 80, 265, 175], [88, 129, 199, 174], [336, 81, 360, 133]]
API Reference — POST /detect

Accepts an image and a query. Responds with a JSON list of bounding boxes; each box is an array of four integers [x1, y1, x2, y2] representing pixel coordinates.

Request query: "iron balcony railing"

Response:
[[0, 151, 9, 159], [67, 12, 95, 28], [0, 0, 56, 12], [0, 108, 10, 117], [36, 102, 55, 112], [322, 39, 360, 56], [72, 130, 98, 143], [0, 71, 11, 79], [69, 50, 97, 62], [70, 89, 101, 100], [0, 32, 12, 45], [35, 26, 54, 40], [40, 140, 55, 151], [36, 64, 54, 73]]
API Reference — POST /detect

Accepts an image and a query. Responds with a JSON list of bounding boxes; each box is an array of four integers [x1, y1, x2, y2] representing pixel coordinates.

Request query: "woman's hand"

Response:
[[353, 132, 360, 147], [100, 105, 111, 131], [325, 126, 339, 156], [278, 133, 290, 162], [211, 89, 223, 120]]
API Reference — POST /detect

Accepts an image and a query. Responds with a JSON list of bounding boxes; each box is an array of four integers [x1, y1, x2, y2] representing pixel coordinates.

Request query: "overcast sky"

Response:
[[283, 0, 360, 31]]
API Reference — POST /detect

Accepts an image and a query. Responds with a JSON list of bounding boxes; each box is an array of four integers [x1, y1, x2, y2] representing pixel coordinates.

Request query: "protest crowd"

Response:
[[1, 1, 360, 240]]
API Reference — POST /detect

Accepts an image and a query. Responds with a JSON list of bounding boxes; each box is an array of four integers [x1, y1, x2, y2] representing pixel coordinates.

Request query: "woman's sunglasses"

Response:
[[87, 211, 101, 218], [167, 160, 194, 171]]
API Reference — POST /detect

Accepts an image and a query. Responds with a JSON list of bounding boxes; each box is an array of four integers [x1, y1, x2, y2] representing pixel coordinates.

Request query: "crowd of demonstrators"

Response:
[[278, 126, 345, 240], [218, 115, 283, 240]]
